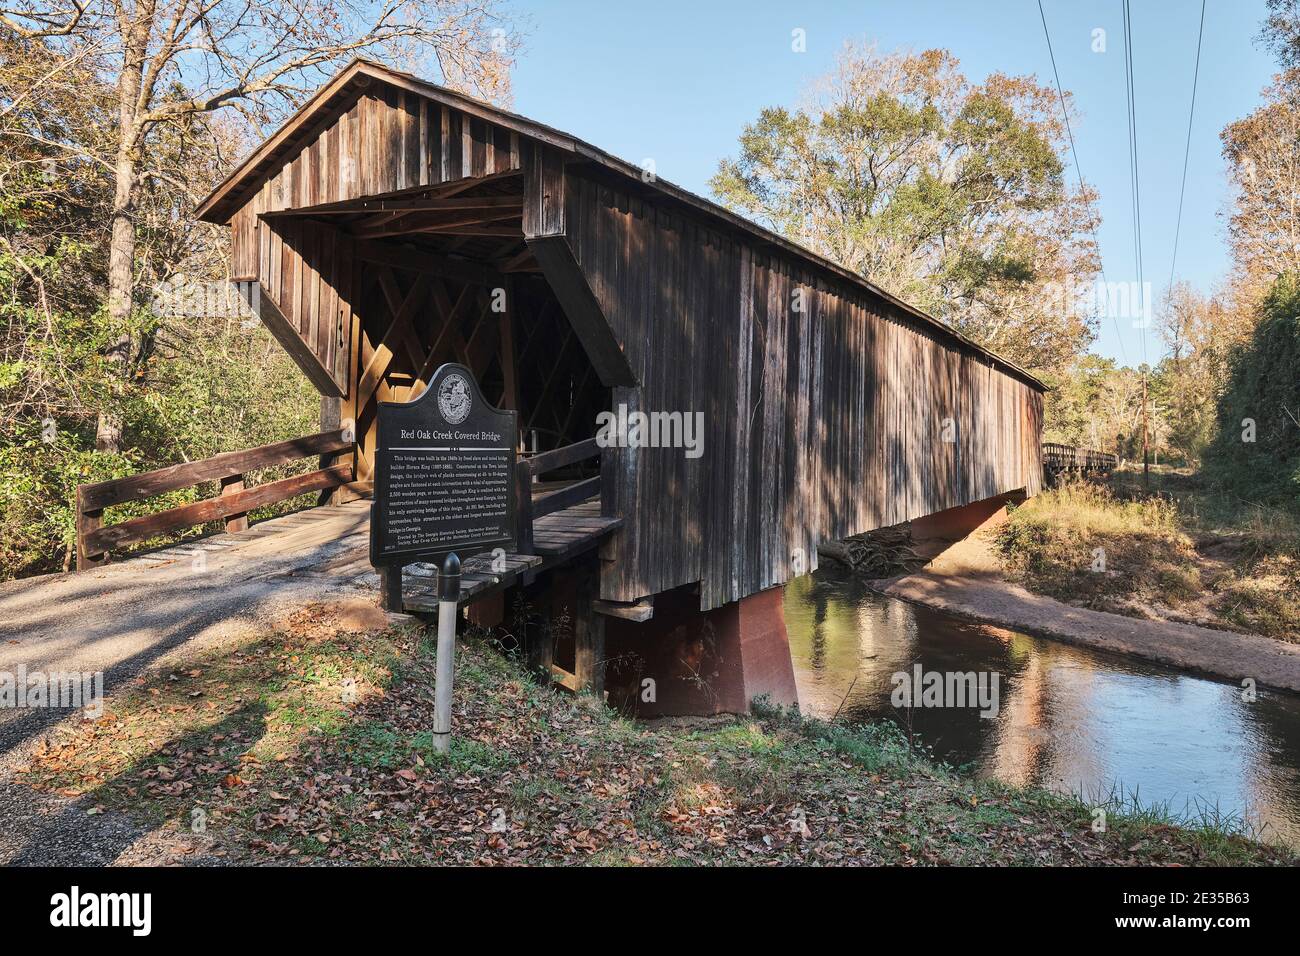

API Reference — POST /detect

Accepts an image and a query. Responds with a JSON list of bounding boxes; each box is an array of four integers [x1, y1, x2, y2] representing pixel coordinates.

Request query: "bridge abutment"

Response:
[[603, 584, 799, 718], [908, 490, 1025, 545]]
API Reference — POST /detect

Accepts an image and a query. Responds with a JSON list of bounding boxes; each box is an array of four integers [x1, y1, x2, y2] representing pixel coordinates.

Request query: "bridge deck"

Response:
[[125, 494, 618, 614]]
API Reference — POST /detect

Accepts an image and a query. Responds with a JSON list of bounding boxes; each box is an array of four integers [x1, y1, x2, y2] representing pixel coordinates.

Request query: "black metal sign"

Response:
[[370, 363, 517, 566]]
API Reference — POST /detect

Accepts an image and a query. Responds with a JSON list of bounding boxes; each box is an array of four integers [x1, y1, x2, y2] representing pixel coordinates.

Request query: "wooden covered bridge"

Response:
[[79, 60, 1045, 715]]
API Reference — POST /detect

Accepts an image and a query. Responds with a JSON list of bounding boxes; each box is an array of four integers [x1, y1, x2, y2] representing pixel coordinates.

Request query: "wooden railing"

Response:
[[1042, 442, 1118, 475], [514, 437, 601, 554], [75, 429, 354, 570]]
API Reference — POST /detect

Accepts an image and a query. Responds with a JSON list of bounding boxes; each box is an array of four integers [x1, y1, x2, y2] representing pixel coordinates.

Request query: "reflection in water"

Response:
[[785, 565, 1300, 847]]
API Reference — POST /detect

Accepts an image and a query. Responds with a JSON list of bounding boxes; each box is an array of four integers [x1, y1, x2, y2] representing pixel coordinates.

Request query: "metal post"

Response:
[[432, 552, 461, 755], [379, 563, 405, 612]]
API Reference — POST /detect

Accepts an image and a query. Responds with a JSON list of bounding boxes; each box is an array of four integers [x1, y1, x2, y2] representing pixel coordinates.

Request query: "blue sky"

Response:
[[508, 0, 1277, 367]]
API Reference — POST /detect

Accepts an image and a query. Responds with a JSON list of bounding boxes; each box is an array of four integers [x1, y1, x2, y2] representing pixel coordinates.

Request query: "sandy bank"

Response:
[[870, 534, 1300, 694]]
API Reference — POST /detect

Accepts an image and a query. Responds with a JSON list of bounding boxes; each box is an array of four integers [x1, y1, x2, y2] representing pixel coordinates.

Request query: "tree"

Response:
[[1043, 354, 1119, 448], [1154, 283, 1247, 466], [1, 0, 517, 451], [1042, 355, 1164, 463], [710, 43, 1100, 373], [1192, 1, 1300, 495], [0, 29, 114, 426], [1260, 0, 1300, 71], [1203, 274, 1300, 504], [1221, 77, 1300, 298], [1217, 0, 1300, 302], [0, 36, 316, 575]]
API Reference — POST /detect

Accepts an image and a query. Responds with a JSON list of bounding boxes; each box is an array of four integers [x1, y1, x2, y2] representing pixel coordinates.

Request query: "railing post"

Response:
[[378, 563, 405, 612], [515, 458, 535, 556], [74, 485, 105, 571], [221, 473, 248, 533]]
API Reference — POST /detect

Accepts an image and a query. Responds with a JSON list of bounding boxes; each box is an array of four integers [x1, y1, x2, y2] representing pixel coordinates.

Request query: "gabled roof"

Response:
[[196, 59, 1047, 391], [195, 59, 583, 224]]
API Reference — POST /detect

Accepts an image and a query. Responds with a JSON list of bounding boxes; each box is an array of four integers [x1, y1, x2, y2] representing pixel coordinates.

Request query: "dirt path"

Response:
[[0, 504, 384, 865], [873, 534, 1300, 694]]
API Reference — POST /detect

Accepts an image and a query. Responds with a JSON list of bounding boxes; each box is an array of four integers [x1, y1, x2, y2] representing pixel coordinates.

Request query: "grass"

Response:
[[995, 470, 1300, 642], [13, 603, 1295, 866]]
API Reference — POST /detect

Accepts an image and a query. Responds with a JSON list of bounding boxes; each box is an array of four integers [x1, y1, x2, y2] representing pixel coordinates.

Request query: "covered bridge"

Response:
[[186, 59, 1044, 713]]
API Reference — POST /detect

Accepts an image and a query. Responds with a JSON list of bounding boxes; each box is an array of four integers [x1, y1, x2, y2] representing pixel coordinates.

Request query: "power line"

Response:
[[1036, 0, 1128, 366], [1122, 0, 1148, 366], [1122, 0, 1151, 487], [1166, 0, 1207, 304]]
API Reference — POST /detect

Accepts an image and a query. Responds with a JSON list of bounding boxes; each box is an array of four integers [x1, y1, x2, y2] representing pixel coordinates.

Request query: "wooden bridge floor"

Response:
[[125, 495, 619, 614]]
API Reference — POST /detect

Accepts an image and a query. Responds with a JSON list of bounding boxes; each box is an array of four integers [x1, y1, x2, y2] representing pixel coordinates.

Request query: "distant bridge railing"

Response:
[[1042, 442, 1117, 477], [75, 429, 354, 570]]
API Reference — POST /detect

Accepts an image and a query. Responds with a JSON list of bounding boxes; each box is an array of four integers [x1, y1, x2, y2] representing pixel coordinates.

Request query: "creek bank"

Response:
[[868, 534, 1300, 694]]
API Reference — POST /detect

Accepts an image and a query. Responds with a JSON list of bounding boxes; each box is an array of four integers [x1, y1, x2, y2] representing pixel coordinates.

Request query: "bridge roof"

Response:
[[195, 59, 1047, 392]]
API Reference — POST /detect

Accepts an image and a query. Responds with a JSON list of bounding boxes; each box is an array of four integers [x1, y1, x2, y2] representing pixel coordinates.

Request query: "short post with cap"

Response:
[[432, 552, 461, 754]]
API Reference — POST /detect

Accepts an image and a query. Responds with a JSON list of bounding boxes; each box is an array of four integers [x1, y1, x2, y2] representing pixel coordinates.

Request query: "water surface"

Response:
[[784, 566, 1300, 846]]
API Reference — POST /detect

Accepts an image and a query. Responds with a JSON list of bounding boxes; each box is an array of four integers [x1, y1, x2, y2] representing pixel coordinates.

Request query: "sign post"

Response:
[[370, 363, 517, 752], [432, 553, 460, 754]]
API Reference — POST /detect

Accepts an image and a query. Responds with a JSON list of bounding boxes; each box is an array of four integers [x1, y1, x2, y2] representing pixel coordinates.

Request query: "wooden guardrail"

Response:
[[514, 437, 601, 555], [75, 429, 354, 570], [1042, 442, 1118, 475]]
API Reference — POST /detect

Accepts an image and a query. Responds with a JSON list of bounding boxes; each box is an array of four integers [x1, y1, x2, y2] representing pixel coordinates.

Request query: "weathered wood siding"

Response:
[[225, 86, 522, 395], [555, 168, 1043, 610]]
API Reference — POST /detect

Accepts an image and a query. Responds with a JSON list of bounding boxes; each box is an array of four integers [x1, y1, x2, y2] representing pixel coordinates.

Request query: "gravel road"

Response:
[[0, 504, 375, 864]]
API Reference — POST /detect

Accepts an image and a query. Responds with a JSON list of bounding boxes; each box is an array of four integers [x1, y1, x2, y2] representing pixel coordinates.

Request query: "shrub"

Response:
[[1203, 274, 1300, 507]]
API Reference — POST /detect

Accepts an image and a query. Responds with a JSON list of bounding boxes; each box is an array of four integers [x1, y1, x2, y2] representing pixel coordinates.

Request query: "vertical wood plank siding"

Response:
[[559, 169, 1043, 611], [226, 90, 523, 395]]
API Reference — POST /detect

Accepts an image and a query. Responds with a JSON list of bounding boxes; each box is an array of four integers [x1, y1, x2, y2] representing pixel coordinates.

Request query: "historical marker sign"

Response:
[[371, 363, 518, 566]]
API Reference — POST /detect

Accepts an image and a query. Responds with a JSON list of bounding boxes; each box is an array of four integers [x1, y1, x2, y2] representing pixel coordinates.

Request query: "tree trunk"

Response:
[[97, 147, 138, 452], [97, 9, 150, 453]]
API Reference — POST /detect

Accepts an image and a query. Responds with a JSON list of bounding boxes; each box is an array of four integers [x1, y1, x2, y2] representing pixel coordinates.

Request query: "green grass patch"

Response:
[[997, 475, 1300, 641]]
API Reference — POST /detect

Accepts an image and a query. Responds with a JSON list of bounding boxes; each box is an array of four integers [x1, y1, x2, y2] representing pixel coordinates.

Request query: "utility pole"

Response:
[[1141, 370, 1150, 489]]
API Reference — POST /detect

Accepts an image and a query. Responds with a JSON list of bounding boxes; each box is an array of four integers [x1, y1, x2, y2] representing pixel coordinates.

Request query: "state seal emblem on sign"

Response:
[[437, 372, 472, 425]]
